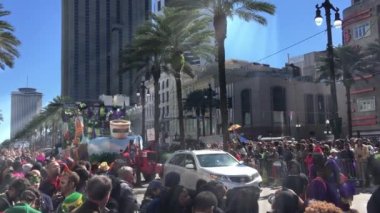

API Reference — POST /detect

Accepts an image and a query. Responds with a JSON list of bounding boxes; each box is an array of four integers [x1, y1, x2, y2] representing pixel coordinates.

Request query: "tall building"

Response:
[[61, 0, 150, 102], [11, 88, 42, 139], [343, 0, 380, 139], [288, 51, 326, 81]]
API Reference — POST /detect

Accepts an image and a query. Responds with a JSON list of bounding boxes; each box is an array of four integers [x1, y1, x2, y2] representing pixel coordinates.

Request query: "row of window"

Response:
[[357, 96, 376, 112], [146, 105, 170, 118], [353, 22, 370, 40]]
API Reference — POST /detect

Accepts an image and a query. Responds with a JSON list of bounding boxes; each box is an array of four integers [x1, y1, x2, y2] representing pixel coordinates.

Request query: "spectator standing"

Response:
[[0, 178, 31, 211], [140, 180, 162, 213], [73, 175, 112, 213], [113, 166, 139, 213], [25, 170, 54, 213], [39, 161, 61, 197], [5, 188, 41, 213], [55, 171, 82, 213], [355, 139, 369, 187], [367, 153, 380, 213], [192, 191, 220, 213]]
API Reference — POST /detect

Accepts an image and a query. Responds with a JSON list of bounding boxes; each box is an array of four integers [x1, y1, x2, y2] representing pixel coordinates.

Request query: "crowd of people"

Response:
[[0, 136, 379, 213], [227, 137, 380, 212]]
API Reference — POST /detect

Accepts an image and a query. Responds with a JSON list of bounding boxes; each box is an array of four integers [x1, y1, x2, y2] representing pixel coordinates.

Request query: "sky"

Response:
[[0, 0, 350, 142]]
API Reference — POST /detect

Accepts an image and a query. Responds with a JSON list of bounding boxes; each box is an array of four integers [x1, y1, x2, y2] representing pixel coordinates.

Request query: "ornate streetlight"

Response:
[[136, 77, 150, 142], [315, 0, 342, 138]]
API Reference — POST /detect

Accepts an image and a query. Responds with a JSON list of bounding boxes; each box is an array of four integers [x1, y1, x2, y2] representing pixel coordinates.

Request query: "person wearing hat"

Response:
[[0, 178, 31, 211], [97, 162, 110, 174], [4, 188, 41, 213], [55, 171, 81, 213], [329, 148, 339, 160], [60, 192, 84, 213], [140, 180, 162, 213]]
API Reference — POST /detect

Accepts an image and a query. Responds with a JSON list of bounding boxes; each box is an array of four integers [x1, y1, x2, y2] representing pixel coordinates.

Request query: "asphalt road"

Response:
[[134, 184, 374, 213]]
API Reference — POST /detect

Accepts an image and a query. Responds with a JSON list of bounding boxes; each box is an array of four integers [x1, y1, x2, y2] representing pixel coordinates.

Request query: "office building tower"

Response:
[[61, 0, 150, 102], [11, 88, 42, 139]]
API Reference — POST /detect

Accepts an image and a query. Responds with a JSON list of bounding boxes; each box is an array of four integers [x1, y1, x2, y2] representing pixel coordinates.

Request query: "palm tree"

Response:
[[365, 39, 380, 73], [123, 27, 167, 146], [318, 46, 367, 138], [168, 0, 276, 150], [0, 4, 20, 70], [159, 8, 214, 148], [124, 8, 214, 149], [14, 96, 70, 144], [184, 89, 208, 142]]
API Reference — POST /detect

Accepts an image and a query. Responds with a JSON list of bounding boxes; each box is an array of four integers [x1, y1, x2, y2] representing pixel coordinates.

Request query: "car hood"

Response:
[[202, 164, 258, 176]]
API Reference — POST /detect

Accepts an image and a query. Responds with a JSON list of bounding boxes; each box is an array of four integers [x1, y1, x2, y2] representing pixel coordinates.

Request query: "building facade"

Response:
[[11, 88, 42, 139], [61, 0, 150, 102], [289, 51, 326, 81], [180, 60, 347, 141], [343, 0, 380, 139], [130, 60, 346, 143]]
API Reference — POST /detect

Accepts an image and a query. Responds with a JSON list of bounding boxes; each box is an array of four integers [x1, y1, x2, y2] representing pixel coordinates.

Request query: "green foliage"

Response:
[[317, 46, 367, 87], [364, 39, 380, 72], [184, 89, 208, 116], [0, 4, 20, 70], [14, 96, 71, 140], [167, 0, 276, 26]]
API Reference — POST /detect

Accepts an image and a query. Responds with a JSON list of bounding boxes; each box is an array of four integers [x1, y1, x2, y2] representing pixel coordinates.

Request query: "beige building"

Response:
[[11, 88, 42, 139], [343, 0, 380, 139], [131, 60, 346, 143]]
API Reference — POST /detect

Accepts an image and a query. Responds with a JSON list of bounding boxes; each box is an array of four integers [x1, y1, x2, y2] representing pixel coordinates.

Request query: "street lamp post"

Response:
[[295, 123, 302, 140], [324, 119, 332, 135], [137, 78, 150, 143], [204, 84, 214, 135], [315, 0, 342, 139]]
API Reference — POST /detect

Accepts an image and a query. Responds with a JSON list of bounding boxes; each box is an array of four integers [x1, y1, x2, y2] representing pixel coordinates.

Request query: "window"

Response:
[[305, 94, 315, 124], [357, 96, 375, 112], [272, 87, 286, 111], [166, 106, 169, 116], [316, 95, 325, 124], [184, 155, 196, 168], [169, 154, 186, 166], [353, 22, 370, 40], [166, 91, 169, 102], [241, 89, 252, 126], [196, 154, 238, 167], [158, 0, 161, 11]]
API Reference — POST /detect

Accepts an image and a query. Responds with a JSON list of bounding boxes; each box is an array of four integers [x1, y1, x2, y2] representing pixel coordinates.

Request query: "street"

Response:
[[134, 184, 373, 213]]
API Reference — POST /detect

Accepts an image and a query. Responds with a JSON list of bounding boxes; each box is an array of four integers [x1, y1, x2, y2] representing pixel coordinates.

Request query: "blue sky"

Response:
[[0, 0, 350, 142]]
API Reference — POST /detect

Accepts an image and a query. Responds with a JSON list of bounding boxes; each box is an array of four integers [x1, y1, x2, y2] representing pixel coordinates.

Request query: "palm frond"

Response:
[[0, 4, 20, 70]]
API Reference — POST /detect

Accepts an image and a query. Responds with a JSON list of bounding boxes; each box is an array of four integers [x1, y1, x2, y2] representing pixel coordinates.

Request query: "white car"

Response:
[[162, 149, 262, 191]]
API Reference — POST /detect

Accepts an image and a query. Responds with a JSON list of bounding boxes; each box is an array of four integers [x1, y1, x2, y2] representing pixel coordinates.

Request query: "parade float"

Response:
[[60, 102, 159, 180]]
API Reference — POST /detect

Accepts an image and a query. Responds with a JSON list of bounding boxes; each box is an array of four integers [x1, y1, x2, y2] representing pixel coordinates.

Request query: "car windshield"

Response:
[[196, 153, 239, 167]]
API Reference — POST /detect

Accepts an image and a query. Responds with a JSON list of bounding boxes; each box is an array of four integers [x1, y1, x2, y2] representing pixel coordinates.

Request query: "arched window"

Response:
[[271, 86, 286, 124], [241, 89, 252, 126], [271, 86, 286, 111]]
